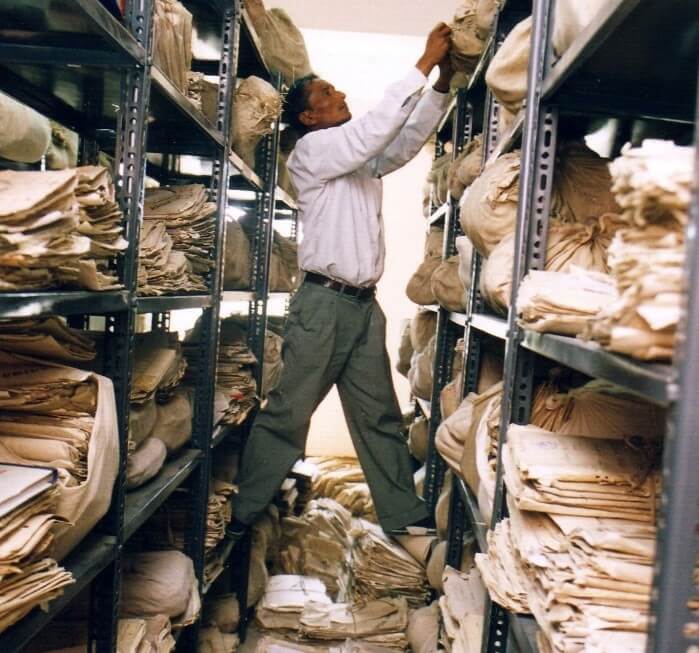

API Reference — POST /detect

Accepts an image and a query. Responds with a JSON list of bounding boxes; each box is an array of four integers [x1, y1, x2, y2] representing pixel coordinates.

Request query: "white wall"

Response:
[[299, 29, 433, 457]]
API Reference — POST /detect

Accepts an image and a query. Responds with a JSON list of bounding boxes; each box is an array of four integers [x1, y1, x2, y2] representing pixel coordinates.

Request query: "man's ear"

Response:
[[299, 110, 315, 128]]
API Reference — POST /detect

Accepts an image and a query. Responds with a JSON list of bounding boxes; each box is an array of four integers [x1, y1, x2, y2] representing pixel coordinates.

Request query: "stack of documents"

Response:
[[439, 566, 486, 653], [351, 521, 430, 608], [139, 184, 216, 296], [0, 167, 125, 291], [310, 458, 376, 521], [0, 463, 74, 633], [0, 317, 96, 363]]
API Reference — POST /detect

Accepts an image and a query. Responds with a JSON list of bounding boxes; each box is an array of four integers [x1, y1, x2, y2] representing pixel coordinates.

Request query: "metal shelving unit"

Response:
[[0, 0, 290, 650], [435, 1, 699, 652]]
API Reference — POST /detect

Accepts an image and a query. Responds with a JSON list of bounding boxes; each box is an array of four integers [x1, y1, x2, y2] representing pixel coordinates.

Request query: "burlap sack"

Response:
[[151, 388, 192, 453], [455, 237, 474, 297], [203, 594, 240, 633], [396, 319, 413, 378], [408, 417, 429, 463], [440, 374, 463, 421], [459, 151, 521, 256], [476, 0, 501, 39], [0, 92, 51, 163], [552, 0, 606, 55], [555, 142, 620, 223], [475, 393, 499, 527], [431, 255, 467, 312], [428, 153, 452, 207], [245, 0, 312, 86], [54, 373, 119, 560], [410, 310, 438, 353], [45, 123, 79, 170], [129, 397, 157, 448], [448, 149, 469, 201], [435, 472, 452, 540], [457, 134, 485, 190], [269, 232, 299, 292], [121, 550, 195, 618], [426, 541, 448, 591], [223, 220, 251, 290], [450, 1, 486, 74], [407, 602, 440, 653], [485, 16, 532, 114], [126, 438, 167, 489], [232, 77, 282, 169], [408, 335, 435, 401], [406, 228, 444, 305]]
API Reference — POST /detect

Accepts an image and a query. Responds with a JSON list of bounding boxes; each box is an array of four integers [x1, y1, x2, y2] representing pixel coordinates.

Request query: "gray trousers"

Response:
[[232, 281, 428, 531]]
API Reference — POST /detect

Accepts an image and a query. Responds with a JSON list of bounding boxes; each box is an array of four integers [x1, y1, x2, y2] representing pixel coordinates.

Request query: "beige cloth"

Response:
[[440, 374, 463, 421], [152, 0, 192, 93], [435, 471, 452, 540], [450, 1, 487, 74], [406, 228, 444, 305], [129, 398, 157, 449], [407, 602, 439, 653], [203, 594, 240, 633], [269, 231, 300, 293], [408, 335, 435, 401], [0, 317, 95, 363], [198, 626, 239, 653], [232, 77, 282, 168], [408, 417, 429, 463], [476, 0, 500, 38], [46, 122, 79, 171], [449, 135, 485, 200], [485, 16, 532, 114], [396, 319, 413, 378], [552, 0, 607, 55], [245, 0, 312, 85], [427, 153, 452, 208], [409, 310, 437, 353], [0, 92, 51, 163], [125, 438, 167, 490], [151, 388, 192, 453], [431, 255, 467, 312], [223, 219, 251, 290]]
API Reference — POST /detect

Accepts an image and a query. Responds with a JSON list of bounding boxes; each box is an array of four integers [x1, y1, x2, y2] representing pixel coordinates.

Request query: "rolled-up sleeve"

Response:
[[289, 68, 428, 183], [370, 88, 451, 178]]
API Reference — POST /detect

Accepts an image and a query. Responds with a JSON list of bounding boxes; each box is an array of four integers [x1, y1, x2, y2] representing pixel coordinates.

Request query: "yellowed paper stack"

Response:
[[0, 468, 74, 633], [152, 0, 193, 93], [351, 520, 430, 608], [118, 614, 176, 653], [583, 140, 692, 360], [310, 458, 376, 521], [0, 167, 125, 291], [139, 184, 216, 296], [439, 566, 486, 653]]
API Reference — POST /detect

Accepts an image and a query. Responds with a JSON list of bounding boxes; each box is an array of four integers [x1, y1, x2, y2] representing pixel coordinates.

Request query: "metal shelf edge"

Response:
[[470, 313, 509, 340], [229, 151, 264, 191], [123, 449, 202, 540], [429, 203, 450, 226], [135, 294, 213, 313], [448, 312, 468, 327], [0, 290, 130, 318], [275, 187, 297, 211], [456, 478, 488, 552], [416, 397, 432, 420], [485, 110, 524, 167]]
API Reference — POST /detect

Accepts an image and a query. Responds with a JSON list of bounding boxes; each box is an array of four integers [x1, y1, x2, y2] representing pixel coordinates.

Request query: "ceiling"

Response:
[[269, 0, 458, 36]]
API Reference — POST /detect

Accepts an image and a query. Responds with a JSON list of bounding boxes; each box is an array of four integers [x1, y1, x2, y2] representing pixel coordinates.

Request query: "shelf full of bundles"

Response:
[[407, 1, 699, 653], [0, 0, 307, 649]]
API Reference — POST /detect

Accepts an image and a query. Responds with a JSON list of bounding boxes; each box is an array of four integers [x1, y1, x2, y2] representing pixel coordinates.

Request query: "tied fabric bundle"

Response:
[[406, 227, 444, 305], [0, 167, 126, 291], [245, 0, 312, 86], [140, 184, 216, 296], [582, 140, 693, 361], [152, 0, 193, 93], [448, 135, 484, 200], [232, 77, 282, 169], [449, 1, 488, 82]]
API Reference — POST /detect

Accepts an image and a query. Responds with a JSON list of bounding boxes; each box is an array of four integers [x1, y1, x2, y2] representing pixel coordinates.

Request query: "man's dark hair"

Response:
[[283, 74, 318, 135]]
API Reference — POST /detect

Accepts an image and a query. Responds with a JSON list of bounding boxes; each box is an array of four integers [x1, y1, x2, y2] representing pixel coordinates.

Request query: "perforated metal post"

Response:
[[89, 3, 153, 650], [648, 69, 699, 653]]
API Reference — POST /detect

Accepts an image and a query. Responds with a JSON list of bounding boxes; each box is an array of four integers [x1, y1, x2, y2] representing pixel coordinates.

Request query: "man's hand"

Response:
[[417, 23, 452, 77]]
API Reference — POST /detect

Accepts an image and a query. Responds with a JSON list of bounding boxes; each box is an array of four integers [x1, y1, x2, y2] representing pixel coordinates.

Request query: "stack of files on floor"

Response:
[[439, 566, 486, 653], [351, 520, 430, 608], [139, 184, 216, 296], [0, 167, 126, 291], [476, 423, 660, 653], [583, 140, 693, 361], [310, 457, 376, 521], [0, 463, 74, 633], [117, 615, 176, 653], [279, 498, 353, 600]]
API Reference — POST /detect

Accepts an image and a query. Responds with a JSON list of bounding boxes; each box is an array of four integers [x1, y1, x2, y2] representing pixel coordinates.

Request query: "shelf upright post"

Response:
[[648, 71, 699, 653], [480, 1, 556, 652], [178, 3, 241, 651], [89, 1, 154, 652]]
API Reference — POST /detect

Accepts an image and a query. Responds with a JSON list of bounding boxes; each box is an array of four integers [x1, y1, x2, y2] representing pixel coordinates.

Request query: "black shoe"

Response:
[[387, 516, 436, 537], [226, 518, 249, 544]]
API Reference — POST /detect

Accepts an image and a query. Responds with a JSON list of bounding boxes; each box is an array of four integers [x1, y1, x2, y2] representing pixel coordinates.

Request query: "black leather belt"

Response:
[[304, 271, 376, 301]]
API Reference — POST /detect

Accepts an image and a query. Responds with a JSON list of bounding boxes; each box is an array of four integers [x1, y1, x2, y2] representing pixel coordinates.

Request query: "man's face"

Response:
[[299, 79, 352, 131]]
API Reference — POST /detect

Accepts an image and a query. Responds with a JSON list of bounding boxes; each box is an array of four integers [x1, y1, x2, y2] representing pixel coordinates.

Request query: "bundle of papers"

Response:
[[503, 424, 659, 522], [0, 167, 125, 291], [131, 333, 186, 405], [351, 520, 430, 608], [517, 268, 618, 336], [439, 566, 486, 653], [199, 625, 240, 653], [0, 317, 96, 363], [583, 140, 692, 361], [118, 615, 176, 653], [0, 465, 74, 633], [256, 575, 332, 635], [310, 458, 376, 521], [279, 498, 353, 599], [299, 598, 409, 649], [139, 184, 216, 296], [152, 0, 192, 93]]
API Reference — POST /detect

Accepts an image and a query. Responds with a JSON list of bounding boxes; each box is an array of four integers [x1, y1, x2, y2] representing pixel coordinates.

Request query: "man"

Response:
[[229, 23, 453, 539]]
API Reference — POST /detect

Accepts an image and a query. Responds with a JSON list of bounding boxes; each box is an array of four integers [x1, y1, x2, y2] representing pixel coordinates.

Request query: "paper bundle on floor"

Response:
[[311, 458, 376, 521], [0, 167, 126, 291], [439, 566, 486, 653], [199, 625, 239, 653], [503, 425, 659, 522], [256, 575, 332, 634], [0, 464, 74, 633], [351, 520, 430, 608]]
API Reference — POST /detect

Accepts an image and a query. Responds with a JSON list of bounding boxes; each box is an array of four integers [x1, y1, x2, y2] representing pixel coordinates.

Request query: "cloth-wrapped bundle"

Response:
[[408, 417, 429, 463], [476, 0, 501, 39], [223, 219, 251, 290], [410, 310, 437, 353], [0, 92, 51, 163], [232, 77, 282, 169], [431, 255, 467, 312], [427, 153, 452, 207], [448, 135, 485, 200], [396, 319, 413, 378], [408, 335, 435, 401], [45, 123, 79, 170], [125, 438, 167, 489], [245, 0, 312, 86], [406, 228, 444, 305], [269, 231, 300, 292], [152, 0, 193, 93], [450, 1, 487, 75], [485, 16, 532, 114]]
